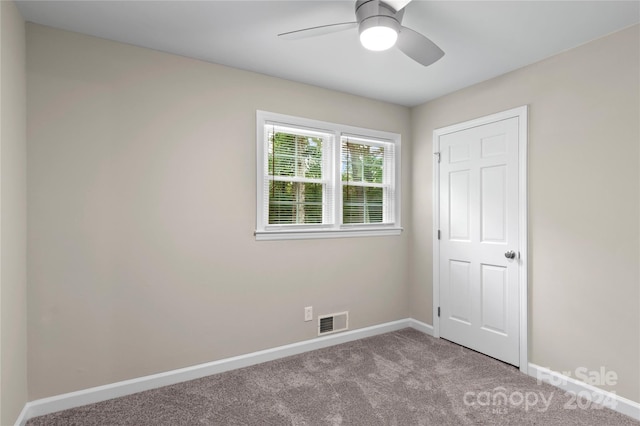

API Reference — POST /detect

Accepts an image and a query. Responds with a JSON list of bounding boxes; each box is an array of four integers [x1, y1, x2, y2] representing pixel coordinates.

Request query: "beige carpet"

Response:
[[27, 328, 638, 425]]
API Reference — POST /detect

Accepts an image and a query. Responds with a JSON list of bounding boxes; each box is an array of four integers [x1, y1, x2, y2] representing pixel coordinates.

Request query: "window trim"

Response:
[[256, 110, 402, 241]]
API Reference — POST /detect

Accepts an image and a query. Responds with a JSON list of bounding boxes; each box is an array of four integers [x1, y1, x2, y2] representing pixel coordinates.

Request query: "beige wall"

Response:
[[1, 0, 28, 424], [26, 24, 412, 400], [410, 25, 640, 402]]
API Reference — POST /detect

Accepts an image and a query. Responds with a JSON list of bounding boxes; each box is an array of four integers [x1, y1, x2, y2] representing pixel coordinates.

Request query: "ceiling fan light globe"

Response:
[[358, 15, 400, 51], [360, 25, 398, 51]]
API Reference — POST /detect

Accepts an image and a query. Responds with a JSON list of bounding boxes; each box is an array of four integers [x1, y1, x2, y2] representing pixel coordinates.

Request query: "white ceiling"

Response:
[[16, 0, 640, 107]]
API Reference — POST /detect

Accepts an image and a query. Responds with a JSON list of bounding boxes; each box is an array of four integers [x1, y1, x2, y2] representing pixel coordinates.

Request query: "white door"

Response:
[[437, 116, 521, 366]]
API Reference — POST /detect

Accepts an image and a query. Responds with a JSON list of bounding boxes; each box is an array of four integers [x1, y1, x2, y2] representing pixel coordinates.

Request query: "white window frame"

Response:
[[256, 110, 402, 241]]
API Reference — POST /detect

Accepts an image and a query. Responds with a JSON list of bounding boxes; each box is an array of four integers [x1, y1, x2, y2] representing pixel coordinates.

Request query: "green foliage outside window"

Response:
[[267, 131, 387, 226], [342, 142, 385, 224], [268, 131, 323, 224]]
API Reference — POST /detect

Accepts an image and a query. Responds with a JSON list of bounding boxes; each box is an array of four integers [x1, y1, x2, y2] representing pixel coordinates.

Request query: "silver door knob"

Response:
[[505, 250, 516, 259]]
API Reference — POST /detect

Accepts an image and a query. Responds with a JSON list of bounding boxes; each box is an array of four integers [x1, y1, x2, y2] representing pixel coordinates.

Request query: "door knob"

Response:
[[505, 250, 516, 259]]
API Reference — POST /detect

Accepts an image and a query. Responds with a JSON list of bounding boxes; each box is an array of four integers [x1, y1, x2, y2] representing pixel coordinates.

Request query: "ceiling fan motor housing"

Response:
[[356, 0, 402, 34]]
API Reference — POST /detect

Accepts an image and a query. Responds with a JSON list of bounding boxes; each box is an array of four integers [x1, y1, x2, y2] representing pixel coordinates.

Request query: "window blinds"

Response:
[[264, 124, 333, 226], [341, 135, 395, 225]]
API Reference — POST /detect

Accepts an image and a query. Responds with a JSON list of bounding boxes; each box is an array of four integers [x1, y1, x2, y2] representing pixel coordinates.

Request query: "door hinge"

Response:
[[437, 230, 441, 240], [434, 152, 441, 163], [437, 306, 441, 317]]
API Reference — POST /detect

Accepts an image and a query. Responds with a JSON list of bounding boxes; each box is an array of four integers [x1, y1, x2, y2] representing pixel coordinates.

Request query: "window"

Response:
[[256, 111, 401, 240]]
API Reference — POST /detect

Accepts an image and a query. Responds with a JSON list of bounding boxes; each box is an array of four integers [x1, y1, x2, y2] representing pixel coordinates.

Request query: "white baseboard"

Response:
[[528, 363, 640, 421], [14, 404, 30, 426], [17, 318, 420, 425], [408, 318, 434, 336]]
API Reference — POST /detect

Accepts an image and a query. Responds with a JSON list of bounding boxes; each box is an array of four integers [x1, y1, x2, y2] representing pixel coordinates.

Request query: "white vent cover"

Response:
[[318, 311, 349, 336]]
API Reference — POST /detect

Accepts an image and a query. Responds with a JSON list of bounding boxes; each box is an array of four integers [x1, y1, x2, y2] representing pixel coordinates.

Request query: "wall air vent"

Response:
[[318, 311, 349, 336]]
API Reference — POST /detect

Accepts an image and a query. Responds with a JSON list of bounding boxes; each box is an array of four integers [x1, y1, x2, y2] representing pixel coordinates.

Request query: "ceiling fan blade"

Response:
[[381, 0, 412, 12], [278, 22, 357, 40], [396, 26, 444, 67]]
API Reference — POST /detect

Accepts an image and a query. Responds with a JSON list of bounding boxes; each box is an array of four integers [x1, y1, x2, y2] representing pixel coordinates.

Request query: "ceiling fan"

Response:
[[278, 0, 444, 67]]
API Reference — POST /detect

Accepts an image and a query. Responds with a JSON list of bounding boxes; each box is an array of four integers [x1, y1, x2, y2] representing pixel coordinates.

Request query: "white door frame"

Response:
[[432, 105, 528, 373]]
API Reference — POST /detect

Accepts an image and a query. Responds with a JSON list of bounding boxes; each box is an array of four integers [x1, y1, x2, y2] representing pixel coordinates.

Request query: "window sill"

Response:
[[254, 227, 403, 241]]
